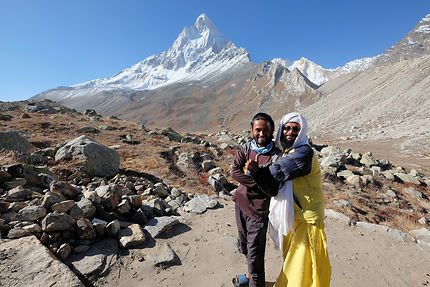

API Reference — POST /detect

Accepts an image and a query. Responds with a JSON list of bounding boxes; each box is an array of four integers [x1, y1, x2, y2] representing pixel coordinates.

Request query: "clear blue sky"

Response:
[[1, 0, 429, 102]]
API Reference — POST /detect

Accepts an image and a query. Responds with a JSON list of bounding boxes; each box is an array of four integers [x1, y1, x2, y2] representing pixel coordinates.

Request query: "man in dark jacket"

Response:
[[230, 112, 282, 287]]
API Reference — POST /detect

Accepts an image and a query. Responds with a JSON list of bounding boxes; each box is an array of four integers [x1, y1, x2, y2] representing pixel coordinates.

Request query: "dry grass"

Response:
[[0, 100, 429, 234]]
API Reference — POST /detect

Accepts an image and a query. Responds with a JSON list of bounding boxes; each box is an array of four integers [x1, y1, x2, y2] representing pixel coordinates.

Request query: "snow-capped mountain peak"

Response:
[[58, 14, 249, 98]]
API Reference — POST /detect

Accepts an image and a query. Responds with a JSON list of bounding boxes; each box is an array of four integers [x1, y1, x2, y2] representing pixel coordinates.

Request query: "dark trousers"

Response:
[[235, 204, 268, 287]]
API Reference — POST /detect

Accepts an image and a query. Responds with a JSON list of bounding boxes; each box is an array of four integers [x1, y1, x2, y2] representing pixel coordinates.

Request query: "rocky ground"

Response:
[[0, 100, 429, 286]]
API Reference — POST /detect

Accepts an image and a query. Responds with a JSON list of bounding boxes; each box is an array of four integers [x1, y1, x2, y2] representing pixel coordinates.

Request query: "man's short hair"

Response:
[[250, 112, 275, 132]]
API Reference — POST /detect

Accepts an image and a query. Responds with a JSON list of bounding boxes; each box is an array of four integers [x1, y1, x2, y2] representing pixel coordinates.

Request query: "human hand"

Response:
[[245, 154, 260, 173]]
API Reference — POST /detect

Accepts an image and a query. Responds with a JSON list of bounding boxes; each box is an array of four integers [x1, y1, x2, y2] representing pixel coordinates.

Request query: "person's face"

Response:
[[281, 122, 301, 148], [251, 120, 272, 147]]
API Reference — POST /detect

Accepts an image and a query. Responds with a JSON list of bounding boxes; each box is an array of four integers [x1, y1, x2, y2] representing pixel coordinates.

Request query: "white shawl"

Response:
[[269, 112, 309, 250]]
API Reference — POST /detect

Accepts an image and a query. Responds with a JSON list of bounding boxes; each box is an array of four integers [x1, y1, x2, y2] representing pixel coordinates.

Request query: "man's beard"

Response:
[[281, 136, 294, 150]]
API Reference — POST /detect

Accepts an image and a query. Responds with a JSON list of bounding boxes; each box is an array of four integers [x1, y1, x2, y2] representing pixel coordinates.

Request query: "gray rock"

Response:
[[67, 239, 118, 277], [83, 189, 102, 205], [18, 205, 47, 221], [360, 175, 374, 185], [8, 227, 31, 239], [360, 152, 379, 167], [42, 192, 67, 209], [95, 185, 121, 211], [3, 178, 27, 190], [183, 194, 218, 214], [130, 208, 148, 225], [144, 216, 180, 238], [105, 220, 121, 237], [1, 211, 18, 223], [50, 181, 81, 199], [51, 200, 76, 213], [153, 185, 169, 199], [56, 243, 72, 261], [394, 173, 421, 185], [116, 199, 132, 215], [8, 201, 27, 212], [320, 156, 342, 175], [22, 223, 42, 234], [147, 243, 179, 267], [336, 169, 355, 179], [382, 170, 395, 180], [0, 235, 83, 286], [5, 186, 33, 202], [160, 127, 183, 142], [55, 135, 120, 177], [0, 130, 34, 153], [118, 224, 146, 248], [42, 212, 74, 232], [24, 102, 56, 114], [76, 218, 96, 240], [324, 209, 351, 225], [371, 166, 382, 177], [346, 175, 361, 186], [77, 198, 96, 218]]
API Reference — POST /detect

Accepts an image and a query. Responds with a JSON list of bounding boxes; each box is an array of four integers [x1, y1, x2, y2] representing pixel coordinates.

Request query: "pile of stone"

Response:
[[0, 162, 194, 258], [316, 145, 429, 187], [0, 130, 220, 265]]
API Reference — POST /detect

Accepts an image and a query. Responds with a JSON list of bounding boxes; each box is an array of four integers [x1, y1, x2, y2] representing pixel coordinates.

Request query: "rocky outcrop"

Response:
[[0, 130, 34, 153], [55, 135, 120, 177], [0, 236, 83, 287]]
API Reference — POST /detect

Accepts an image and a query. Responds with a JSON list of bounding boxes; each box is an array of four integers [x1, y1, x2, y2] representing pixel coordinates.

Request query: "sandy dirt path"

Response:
[[96, 198, 430, 287]]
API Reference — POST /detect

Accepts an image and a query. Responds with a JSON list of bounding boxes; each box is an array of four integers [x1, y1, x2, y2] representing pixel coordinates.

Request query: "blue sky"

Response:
[[1, 0, 429, 102]]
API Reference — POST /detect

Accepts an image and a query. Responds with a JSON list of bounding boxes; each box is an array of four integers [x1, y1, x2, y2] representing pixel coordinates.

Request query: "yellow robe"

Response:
[[274, 149, 331, 287]]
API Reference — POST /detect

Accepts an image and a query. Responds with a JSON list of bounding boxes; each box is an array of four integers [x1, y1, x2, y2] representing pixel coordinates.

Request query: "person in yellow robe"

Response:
[[245, 112, 331, 287]]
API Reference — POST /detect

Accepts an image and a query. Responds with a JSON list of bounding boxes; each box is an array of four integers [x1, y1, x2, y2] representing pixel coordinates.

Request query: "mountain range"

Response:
[[32, 13, 430, 161]]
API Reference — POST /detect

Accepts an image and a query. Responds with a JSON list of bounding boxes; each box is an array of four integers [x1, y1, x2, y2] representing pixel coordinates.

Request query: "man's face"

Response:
[[281, 122, 301, 148], [251, 119, 272, 147]]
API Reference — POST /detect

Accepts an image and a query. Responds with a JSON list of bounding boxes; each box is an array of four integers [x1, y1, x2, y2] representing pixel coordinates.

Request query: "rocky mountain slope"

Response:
[[0, 100, 429, 286]]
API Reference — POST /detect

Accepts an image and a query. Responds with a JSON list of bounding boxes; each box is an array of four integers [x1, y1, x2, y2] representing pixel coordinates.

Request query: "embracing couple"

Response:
[[230, 112, 331, 287]]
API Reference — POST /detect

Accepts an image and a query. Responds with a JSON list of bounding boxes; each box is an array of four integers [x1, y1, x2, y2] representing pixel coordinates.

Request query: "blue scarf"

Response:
[[250, 140, 274, 154]]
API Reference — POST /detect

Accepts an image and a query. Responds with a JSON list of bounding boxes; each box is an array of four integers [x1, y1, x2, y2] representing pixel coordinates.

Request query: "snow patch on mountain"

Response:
[[275, 56, 377, 86], [49, 14, 250, 99]]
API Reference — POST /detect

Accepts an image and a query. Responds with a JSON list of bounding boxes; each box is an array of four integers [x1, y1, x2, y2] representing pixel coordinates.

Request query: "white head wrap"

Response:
[[275, 112, 309, 151]]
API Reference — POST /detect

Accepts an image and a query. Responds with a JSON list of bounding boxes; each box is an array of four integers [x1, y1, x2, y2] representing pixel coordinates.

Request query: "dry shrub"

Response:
[[0, 149, 23, 165]]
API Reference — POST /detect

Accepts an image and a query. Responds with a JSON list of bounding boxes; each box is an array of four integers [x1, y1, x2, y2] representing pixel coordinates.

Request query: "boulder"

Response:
[[55, 135, 120, 177], [183, 194, 218, 214], [42, 213, 74, 232], [147, 243, 179, 267], [144, 216, 180, 238], [118, 224, 146, 248], [160, 127, 183, 142], [320, 156, 342, 175], [50, 181, 81, 199], [0, 130, 34, 153], [24, 102, 56, 114], [5, 186, 34, 202], [0, 236, 83, 286], [95, 185, 121, 211], [360, 152, 379, 167], [394, 173, 421, 185], [18, 205, 47, 221]]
